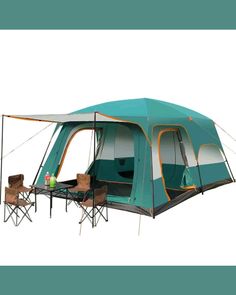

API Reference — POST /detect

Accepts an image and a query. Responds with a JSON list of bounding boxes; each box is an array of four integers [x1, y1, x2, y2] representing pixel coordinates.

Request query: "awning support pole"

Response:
[[0, 115, 4, 204], [92, 112, 97, 228]]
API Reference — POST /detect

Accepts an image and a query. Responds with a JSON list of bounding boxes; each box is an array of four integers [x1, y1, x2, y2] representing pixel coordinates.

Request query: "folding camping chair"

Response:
[[79, 185, 108, 228], [4, 187, 35, 226], [8, 174, 33, 201], [69, 174, 91, 193], [68, 174, 91, 206]]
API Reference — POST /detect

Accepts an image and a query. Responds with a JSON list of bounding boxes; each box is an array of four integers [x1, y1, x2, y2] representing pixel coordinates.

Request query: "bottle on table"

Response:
[[44, 172, 50, 186], [49, 173, 57, 188]]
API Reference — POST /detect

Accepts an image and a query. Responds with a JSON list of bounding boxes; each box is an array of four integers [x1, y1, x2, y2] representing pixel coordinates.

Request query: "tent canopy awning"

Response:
[[4, 113, 124, 123], [3, 98, 217, 149]]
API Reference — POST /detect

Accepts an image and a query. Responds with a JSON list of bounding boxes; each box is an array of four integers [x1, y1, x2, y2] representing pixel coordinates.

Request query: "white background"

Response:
[[0, 30, 235, 265]]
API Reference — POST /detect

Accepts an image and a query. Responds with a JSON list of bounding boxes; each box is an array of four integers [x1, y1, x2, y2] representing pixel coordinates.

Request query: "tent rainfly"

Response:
[[0, 98, 235, 217]]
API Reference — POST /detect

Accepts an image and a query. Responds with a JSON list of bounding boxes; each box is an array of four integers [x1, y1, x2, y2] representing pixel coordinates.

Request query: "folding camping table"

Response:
[[32, 183, 75, 218]]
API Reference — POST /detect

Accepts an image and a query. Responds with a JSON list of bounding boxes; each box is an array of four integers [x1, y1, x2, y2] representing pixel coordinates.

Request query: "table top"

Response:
[[32, 182, 73, 192]]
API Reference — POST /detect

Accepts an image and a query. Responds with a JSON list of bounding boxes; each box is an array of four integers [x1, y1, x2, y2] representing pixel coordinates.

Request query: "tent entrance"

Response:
[[57, 128, 96, 181], [86, 124, 135, 198], [94, 124, 135, 198], [158, 128, 196, 200]]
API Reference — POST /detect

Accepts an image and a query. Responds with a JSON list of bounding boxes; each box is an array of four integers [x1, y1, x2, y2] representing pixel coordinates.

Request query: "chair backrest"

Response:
[[77, 174, 90, 190], [5, 187, 18, 205], [8, 174, 24, 189], [94, 186, 108, 205]]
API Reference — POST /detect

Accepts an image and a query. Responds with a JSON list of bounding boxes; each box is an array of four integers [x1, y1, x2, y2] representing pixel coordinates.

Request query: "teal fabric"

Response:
[[162, 164, 186, 188], [199, 162, 230, 186], [107, 195, 132, 204], [36, 98, 231, 214], [181, 167, 195, 188], [160, 162, 230, 191], [130, 130, 153, 208], [153, 178, 169, 207], [75, 98, 222, 152]]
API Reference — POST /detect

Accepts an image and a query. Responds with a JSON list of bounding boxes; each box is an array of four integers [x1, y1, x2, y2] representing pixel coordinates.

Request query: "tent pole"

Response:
[[176, 130, 189, 167], [92, 112, 97, 228], [221, 149, 235, 182], [32, 126, 57, 186], [149, 144, 155, 219], [138, 214, 142, 235], [0, 115, 4, 204]]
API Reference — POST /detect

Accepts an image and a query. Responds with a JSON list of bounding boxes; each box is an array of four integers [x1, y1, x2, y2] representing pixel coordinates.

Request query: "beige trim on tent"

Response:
[[4, 114, 62, 123], [157, 128, 178, 202], [4, 113, 123, 123]]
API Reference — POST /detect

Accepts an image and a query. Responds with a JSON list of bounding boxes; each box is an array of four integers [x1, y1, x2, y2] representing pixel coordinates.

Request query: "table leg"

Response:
[[35, 187, 37, 212], [50, 192, 52, 218], [65, 190, 68, 213]]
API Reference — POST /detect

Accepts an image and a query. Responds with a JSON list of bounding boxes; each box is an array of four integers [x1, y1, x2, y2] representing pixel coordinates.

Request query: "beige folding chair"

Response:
[[8, 174, 33, 201], [79, 185, 108, 228], [4, 187, 35, 226], [68, 174, 91, 207], [69, 174, 91, 193]]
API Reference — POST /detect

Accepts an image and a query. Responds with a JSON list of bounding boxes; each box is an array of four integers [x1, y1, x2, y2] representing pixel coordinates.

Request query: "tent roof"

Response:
[[75, 98, 212, 139], [75, 98, 209, 121]]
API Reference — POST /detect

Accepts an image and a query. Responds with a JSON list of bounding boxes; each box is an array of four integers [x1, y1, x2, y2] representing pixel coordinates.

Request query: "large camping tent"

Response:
[[1, 98, 234, 217]]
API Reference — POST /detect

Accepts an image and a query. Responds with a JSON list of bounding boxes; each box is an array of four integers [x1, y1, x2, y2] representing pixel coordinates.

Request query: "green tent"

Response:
[[3, 98, 234, 216]]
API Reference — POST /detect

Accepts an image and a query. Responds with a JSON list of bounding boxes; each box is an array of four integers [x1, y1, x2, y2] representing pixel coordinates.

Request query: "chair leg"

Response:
[[79, 206, 93, 225], [16, 206, 18, 226], [79, 210, 85, 235], [88, 204, 108, 226], [95, 204, 108, 223], [66, 198, 79, 211], [4, 204, 17, 225], [95, 207, 101, 225], [4, 202, 6, 222], [78, 203, 108, 228], [4, 203, 34, 226], [18, 206, 33, 222], [92, 207, 95, 228], [105, 204, 108, 221], [79, 208, 84, 224], [3, 203, 12, 223], [16, 205, 34, 226]]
